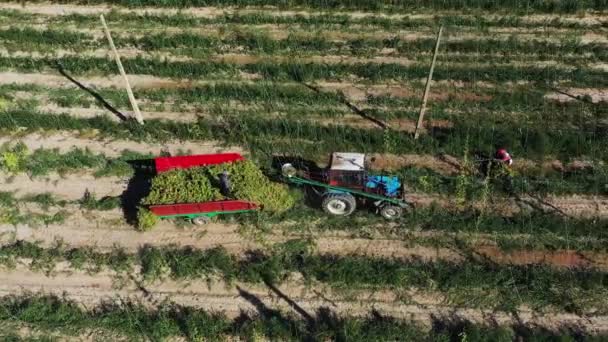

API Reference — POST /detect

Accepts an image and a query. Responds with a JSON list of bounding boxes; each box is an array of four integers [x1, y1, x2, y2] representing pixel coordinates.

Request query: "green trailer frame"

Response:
[[283, 175, 408, 207]]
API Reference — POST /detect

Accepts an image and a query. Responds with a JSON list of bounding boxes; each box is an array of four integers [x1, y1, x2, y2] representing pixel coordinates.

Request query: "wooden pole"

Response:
[[414, 25, 443, 140], [100, 14, 144, 124]]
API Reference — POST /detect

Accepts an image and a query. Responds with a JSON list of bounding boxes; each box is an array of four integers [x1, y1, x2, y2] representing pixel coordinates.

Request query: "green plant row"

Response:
[[1, 55, 606, 87], [1, 108, 607, 165], [3, 8, 599, 31], [2, 294, 601, 342], [3, 239, 608, 314], [2, 26, 605, 64], [1, 80, 603, 132], [0, 142, 146, 178], [400, 165, 608, 196], [2, 134, 605, 200], [0, 192, 68, 227], [13, 0, 608, 13], [258, 201, 608, 252], [0, 191, 121, 227]]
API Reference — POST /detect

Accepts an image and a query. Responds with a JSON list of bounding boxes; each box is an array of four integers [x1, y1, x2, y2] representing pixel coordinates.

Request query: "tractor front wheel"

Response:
[[322, 193, 356, 216], [379, 205, 403, 220]]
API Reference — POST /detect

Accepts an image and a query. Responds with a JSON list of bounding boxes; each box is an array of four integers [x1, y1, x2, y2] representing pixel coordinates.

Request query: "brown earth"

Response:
[[3, 204, 608, 270], [2, 264, 608, 334], [545, 88, 608, 103], [2, 2, 606, 25]]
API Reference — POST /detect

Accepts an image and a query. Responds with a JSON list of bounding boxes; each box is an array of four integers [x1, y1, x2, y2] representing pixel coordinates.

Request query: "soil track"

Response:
[[2, 173, 126, 200], [2, 3, 605, 26], [3, 206, 608, 270], [1, 264, 607, 333]]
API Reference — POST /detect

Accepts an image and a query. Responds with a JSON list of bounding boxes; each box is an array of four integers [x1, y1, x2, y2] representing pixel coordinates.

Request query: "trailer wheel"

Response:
[[322, 193, 356, 216], [379, 205, 403, 220], [192, 216, 210, 226]]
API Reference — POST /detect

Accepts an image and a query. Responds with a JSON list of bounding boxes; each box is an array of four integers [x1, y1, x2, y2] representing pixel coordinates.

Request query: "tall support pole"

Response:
[[414, 25, 443, 139], [100, 14, 144, 124]]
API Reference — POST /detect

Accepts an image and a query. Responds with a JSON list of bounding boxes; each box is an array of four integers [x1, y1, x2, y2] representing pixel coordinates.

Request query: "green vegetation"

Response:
[[136, 207, 158, 231], [144, 160, 296, 214], [0, 55, 606, 87], [0, 193, 68, 227], [2, 294, 602, 342], [0, 142, 147, 178], [3, 240, 608, 313]]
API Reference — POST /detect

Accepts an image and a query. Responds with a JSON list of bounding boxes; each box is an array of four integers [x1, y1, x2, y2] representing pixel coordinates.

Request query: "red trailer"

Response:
[[147, 153, 258, 225]]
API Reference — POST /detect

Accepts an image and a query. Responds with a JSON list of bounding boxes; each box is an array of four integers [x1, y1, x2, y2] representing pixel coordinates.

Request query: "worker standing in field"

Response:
[[494, 148, 514, 194], [495, 148, 513, 167]]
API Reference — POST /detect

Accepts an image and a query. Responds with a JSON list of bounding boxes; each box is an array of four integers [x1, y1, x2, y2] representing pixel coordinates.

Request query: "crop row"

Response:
[[2, 143, 607, 249], [1, 55, 607, 87], [3, 8, 601, 31], [0, 190, 122, 226], [2, 295, 598, 342], [4, 79, 600, 127], [266, 201, 608, 252], [1, 142, 606, 246], [2, 137, 607, 200], [2, 27, 606, 64], [0, 142, 142, 177], [13, 0, 608, 13], [0, 192, 68, 227], [2, 240, 608, 313], [401, 164, 608, 196], [4, 100, 607, 163]]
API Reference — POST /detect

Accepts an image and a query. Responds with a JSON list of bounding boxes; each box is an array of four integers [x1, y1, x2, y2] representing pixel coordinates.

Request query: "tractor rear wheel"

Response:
[[322, 193, 356, 216], [379, 205, 403, 220]]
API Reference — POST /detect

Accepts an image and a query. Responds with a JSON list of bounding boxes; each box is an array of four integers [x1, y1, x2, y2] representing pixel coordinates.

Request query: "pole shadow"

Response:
[[300, 82, 388, 130], [52, 62, 129, 122]]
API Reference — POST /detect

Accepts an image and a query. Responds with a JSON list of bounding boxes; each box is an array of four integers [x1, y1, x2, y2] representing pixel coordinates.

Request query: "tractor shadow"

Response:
[[121, 159, 156, 225]]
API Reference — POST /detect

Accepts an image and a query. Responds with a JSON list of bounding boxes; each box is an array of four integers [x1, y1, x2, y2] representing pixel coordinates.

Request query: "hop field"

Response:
[[0, 0, 607, 340]]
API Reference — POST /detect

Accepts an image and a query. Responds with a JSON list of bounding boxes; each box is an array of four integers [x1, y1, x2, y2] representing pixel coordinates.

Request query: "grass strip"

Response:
[[0, 55, 606, 87], [3, 240, 608, 313], [1, 294, 600, 341], [400, 165, 608, 196], [2, 136, 606, 199], [4, 9, 599, 31], [1, 108, 607, 165], [263, 203, 608, 252], [0, 142, 148, 178]]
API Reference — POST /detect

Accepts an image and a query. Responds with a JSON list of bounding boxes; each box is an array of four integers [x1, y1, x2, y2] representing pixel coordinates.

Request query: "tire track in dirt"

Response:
[[3, 206, 608, 271], [2, 3, 605, 27], [2, 173, 127, 200], [2, 265, 608, 333], [34, 102, 451, 133], [5, 71, 604, 104]]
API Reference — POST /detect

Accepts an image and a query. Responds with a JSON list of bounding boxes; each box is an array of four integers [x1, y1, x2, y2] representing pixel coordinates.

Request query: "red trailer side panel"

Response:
[[149, 200, 258, 217], [155, 153, 244, 173]]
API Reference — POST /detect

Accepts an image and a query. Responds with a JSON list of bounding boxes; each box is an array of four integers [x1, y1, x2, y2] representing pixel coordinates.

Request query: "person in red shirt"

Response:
[[495, 148, 513, 167]]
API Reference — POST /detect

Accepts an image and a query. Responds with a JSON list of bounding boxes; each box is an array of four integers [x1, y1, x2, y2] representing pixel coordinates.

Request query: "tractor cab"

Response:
[[327, 152, 402, 198]]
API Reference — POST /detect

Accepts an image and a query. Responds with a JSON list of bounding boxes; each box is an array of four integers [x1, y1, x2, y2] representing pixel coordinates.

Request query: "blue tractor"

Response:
[[281, 152, 410, 219]]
